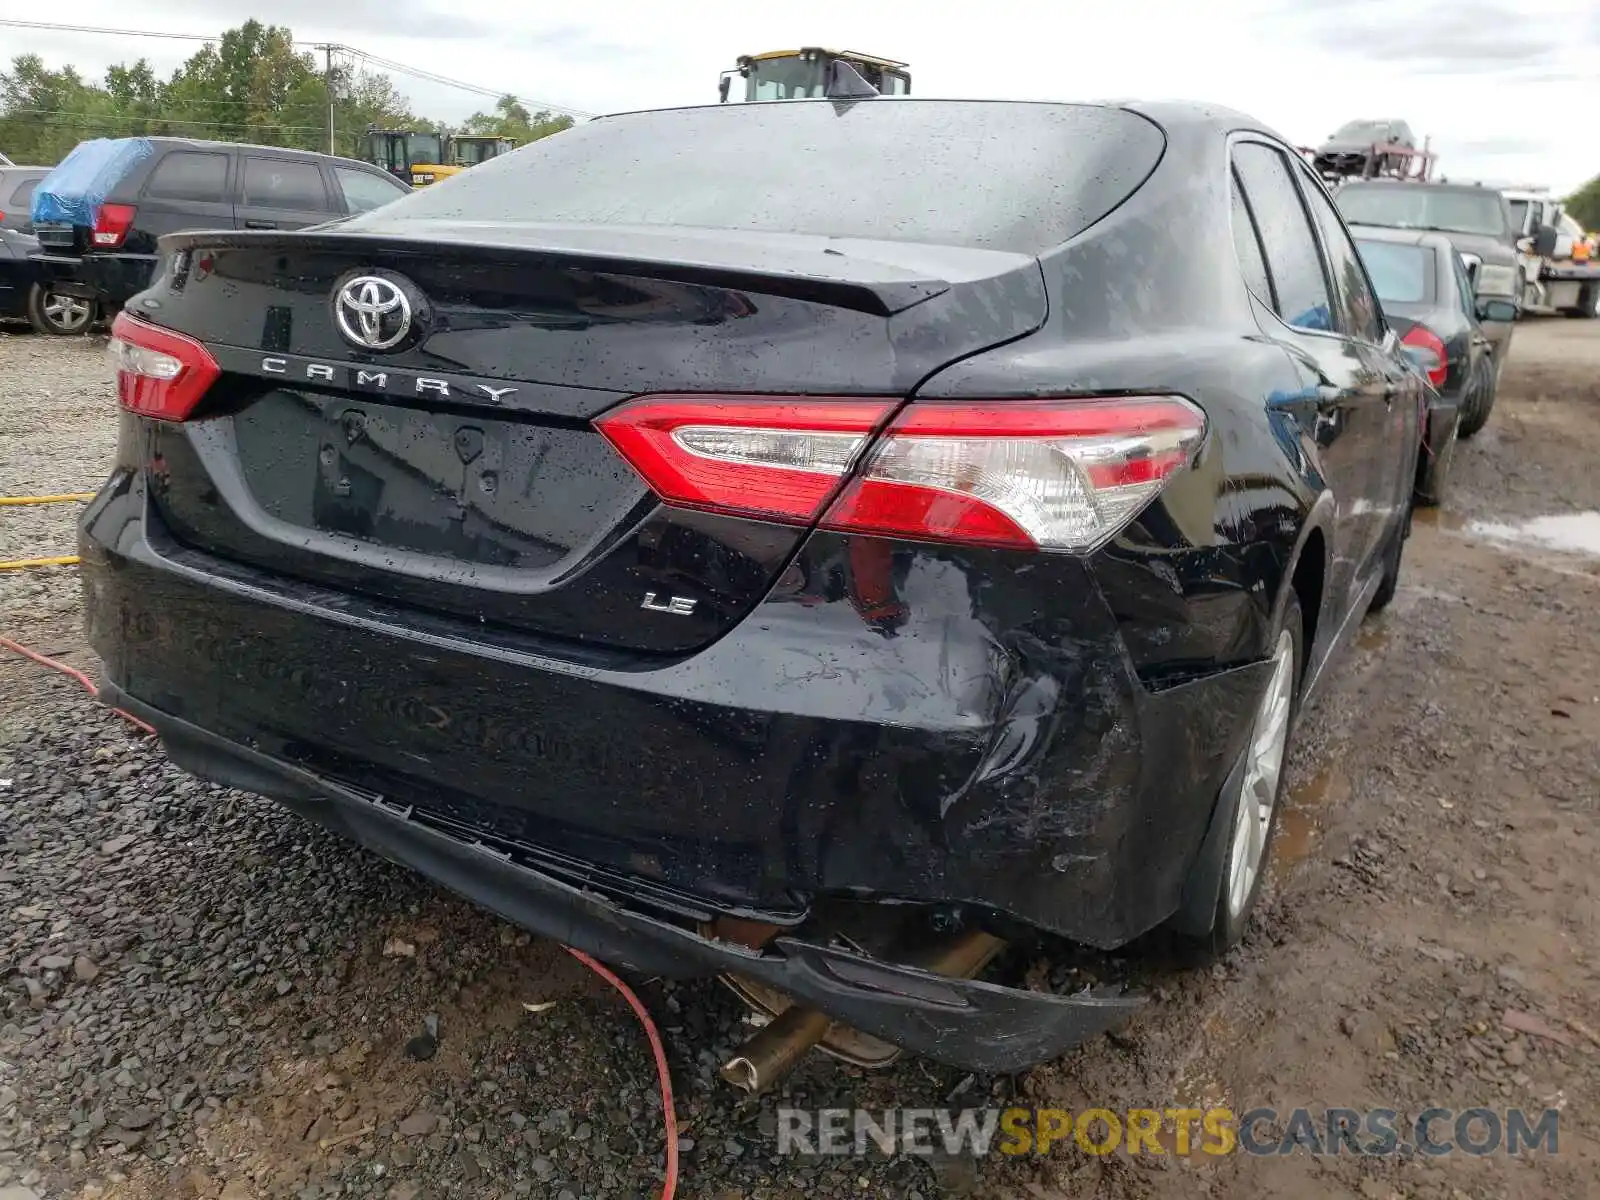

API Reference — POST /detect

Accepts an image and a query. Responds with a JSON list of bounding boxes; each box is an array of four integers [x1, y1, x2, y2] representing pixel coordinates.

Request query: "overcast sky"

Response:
[[9, 0, 1597, 193]]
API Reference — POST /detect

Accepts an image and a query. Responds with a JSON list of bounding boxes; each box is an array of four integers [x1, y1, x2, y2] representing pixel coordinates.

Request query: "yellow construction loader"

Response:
[[363, 128, 516, 187], [718, 48, 910, 103]]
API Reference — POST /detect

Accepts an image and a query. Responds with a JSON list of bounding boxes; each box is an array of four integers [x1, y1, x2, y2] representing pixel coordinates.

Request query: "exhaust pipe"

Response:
[[718, 926, 1006, 1094], [720, 1004, 834, 1094]]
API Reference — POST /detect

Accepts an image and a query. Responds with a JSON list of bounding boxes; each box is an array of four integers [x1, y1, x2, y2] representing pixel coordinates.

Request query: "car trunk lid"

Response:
[[144, 225, 1048, 655]]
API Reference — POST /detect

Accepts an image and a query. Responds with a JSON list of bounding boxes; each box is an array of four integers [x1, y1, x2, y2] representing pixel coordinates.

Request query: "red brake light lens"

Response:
[[107, 312, 221, 421], [823, 397, 1206, 551], [594, 396, 896, 524], [1401, 325, 1448, 388], [597, 394, 1206, 552], [92, 202, 137, 248]]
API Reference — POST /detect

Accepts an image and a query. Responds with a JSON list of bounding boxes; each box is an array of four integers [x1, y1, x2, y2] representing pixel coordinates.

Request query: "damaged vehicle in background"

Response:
[[1313, 118, 1416, 178], [1355, 227, 1513, 505], [78, 97, 1424, 1083]]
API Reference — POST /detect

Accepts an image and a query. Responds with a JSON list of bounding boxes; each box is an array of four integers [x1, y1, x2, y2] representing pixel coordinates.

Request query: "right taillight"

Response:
[[822, 397, 1206, 551], [108, 311, 220, 421], [597, 394, 1205, 553], [1401, 325, 1449, 388], [92, 202, 137, 248]]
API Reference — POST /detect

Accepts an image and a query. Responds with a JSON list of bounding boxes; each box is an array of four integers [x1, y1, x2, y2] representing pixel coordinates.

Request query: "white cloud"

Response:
[[7, 0, 1596, 191]]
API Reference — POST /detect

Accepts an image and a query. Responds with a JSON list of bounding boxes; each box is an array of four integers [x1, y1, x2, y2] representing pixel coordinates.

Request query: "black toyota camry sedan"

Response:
[[80, 98, 1423, 1075]]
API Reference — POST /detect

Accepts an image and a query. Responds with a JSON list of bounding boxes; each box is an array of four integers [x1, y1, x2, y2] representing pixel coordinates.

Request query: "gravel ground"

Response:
[[1, 321, 1598, 1200]]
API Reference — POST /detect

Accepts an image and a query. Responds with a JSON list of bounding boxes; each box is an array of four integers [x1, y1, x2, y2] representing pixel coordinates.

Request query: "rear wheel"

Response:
[[1457, 353, 1500, 440], [27, 284, 96, 336], [1367, 504, 1410, 614], [1414, 428, 1454, 507], [1171, 592, 1303, 961]]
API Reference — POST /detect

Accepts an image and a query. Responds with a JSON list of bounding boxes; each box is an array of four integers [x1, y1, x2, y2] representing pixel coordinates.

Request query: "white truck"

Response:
[[1503, 188, 1600, 317]]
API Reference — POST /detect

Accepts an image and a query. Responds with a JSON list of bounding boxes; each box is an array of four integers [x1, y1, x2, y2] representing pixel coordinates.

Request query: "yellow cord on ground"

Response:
[[0, 555, 81, 570], [0, 494, 95, 506]]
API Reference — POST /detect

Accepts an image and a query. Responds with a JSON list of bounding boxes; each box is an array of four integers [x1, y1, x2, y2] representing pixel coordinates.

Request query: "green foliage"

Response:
[[460, 95, 575, 146], [1567, 175, 1600, 233], [0, 20, 570, 167]]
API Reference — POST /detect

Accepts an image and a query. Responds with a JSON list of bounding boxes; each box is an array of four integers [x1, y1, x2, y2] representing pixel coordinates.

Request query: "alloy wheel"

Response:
[[42, 291, 92, 333], [1225, 628, 1295, 917]]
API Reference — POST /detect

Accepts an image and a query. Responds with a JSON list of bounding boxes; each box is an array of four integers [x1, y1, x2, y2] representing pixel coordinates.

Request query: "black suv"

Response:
[[0, 165, 50, 233], [29, 138, 409, 334]]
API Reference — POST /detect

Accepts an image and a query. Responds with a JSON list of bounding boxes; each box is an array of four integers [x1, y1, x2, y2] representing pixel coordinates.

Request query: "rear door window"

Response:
[[243, 158, 332, 212], [1449, 250, 1477, 317], [144, 152, 230, 203], [1297, 169, 1385, 343], [334, 166, 407, 214], [1230, 169, 1274, 306], [7, 177, 39, 206], [1232, 143, 1335, 333]]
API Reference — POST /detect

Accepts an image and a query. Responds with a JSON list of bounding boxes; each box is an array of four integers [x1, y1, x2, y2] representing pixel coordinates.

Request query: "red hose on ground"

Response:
[[1, 635, 678, 1195], [0, 634, 155, 735], [563, 946, 680, 1200]]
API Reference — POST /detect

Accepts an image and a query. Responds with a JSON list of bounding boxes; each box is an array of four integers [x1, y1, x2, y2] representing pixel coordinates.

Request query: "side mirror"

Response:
[[718, 74, 732, 103], [1477, 297, 1518, 324], [1533, 223, 1558, 257]]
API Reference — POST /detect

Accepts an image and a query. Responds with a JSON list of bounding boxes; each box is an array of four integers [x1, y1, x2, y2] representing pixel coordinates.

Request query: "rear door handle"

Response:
[[244, 220, 277, 230]]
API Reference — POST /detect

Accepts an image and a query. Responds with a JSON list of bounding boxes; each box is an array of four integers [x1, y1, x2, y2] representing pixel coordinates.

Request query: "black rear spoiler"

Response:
[[153, 221, 1027, 318]]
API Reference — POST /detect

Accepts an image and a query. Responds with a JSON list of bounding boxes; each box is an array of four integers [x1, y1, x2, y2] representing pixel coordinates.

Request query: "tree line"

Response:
[[0, 19, 574, 167]]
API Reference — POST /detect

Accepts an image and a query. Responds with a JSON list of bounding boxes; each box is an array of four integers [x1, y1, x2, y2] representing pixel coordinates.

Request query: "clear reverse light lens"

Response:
[[107, 337, 183, 380]]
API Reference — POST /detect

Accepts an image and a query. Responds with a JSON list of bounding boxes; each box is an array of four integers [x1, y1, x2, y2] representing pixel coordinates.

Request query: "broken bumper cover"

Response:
[[101, 682, 1142, 1073]]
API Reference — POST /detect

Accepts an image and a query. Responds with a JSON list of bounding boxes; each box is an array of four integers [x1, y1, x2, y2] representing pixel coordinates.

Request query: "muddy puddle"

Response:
[[1272, 764, 1351, 881], [1416, 506, 1600, 560]]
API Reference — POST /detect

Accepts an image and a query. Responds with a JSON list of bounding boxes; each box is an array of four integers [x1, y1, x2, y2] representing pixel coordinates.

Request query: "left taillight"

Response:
[[596, 394, 1206, 553], [91, 202, 137, 248], [107, 311, 220, 421], [1401, 324, 1448, 388]]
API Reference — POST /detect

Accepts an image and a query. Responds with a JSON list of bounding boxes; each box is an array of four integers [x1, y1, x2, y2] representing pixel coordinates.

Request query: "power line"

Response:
[[343, 49, 590, 118], [0, 17, 593, 119], [0, 18, 220, 43]]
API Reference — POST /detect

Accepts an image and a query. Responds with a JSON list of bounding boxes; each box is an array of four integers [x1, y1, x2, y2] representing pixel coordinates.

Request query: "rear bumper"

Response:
[[31, 251, 156, 309], [100, 679, 1141, 1072], [80, 464, 1271, 951]]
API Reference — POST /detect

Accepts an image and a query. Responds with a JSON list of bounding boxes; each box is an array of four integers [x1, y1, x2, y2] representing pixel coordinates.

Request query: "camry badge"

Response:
[[334, 275, 412, 351]]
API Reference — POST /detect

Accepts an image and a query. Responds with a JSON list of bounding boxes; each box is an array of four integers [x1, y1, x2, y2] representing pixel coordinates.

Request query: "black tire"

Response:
[[1169, 590, 1305, 962], [1367, 505, 1410, 614], [1563, 285, 1600, 319], [26, 284, 96, 336], [1413, 413, 1456, 508], [1457, 353, 1499, 440]]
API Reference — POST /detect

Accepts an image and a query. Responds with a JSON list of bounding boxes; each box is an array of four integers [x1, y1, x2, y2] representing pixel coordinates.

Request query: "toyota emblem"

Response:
[[334, 274, 413, 350]]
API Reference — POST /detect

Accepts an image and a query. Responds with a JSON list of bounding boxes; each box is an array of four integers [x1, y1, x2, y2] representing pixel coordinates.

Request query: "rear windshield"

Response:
[[1336, 185, 1507, 239], [1355, 240, 1432, 304], [364, 101, 1165, 254]]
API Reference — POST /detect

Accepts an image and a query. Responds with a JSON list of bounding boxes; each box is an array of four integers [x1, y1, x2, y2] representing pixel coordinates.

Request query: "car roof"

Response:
[[1339, 179, 1499, 196], [106, 136, 385, 173], [597, 96, 1290, 144]]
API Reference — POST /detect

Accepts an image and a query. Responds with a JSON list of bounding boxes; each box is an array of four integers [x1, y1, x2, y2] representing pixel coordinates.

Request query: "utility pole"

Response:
[[319, 43, 336, 155]]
